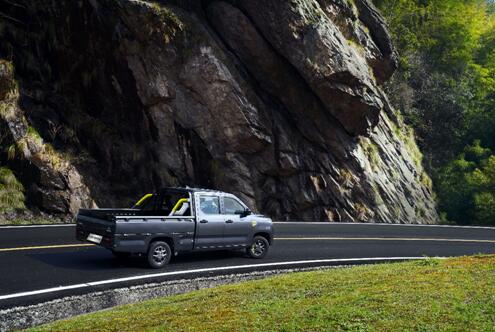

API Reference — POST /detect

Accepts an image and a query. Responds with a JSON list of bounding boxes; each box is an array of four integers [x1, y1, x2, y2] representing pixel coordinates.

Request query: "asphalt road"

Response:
[[0, 222, 494, 309]]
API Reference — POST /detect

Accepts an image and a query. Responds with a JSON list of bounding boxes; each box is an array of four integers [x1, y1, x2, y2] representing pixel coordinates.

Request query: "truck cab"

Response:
[[76, 187, 274, 268]]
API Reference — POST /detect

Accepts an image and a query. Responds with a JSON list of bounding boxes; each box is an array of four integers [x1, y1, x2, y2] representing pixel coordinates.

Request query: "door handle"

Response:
[[199, 219, 208, 223], [225, 220, 234, 223]]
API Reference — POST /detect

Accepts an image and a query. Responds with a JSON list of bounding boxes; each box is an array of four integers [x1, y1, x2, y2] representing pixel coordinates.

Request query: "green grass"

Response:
[[29, 255, 495, 331], [0, 166, 25, 213]]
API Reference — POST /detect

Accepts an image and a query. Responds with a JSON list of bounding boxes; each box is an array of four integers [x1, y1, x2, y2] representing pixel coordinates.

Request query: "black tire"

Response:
[[112, 251, 131, 260], [246, 235, 269, 259], [147, 241, 172, 269]]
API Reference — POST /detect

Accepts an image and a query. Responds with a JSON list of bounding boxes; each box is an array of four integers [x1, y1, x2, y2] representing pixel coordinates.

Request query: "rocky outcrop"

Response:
[[0, 60, 95, 215], [0, 0, 437, 223]]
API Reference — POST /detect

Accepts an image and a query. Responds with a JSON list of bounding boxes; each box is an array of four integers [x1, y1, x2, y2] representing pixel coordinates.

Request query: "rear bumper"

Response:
[[76, 225, 114, 249], [76, 223, 149, 253]]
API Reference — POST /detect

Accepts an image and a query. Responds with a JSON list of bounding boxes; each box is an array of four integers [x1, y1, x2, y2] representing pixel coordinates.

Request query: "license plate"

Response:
[[87, 233, 103, 244]]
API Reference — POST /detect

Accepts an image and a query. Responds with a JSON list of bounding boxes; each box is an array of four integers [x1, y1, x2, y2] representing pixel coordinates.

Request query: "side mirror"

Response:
[[236, 209, 251, 218]]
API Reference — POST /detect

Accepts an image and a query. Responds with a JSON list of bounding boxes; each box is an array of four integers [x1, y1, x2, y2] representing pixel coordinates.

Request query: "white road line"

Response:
[[1, 236, 493, 253], [0, 257, 439, 301], [276, 237, 495, 243], [273, 222, 495, 229], [1, 222, 494, 230]]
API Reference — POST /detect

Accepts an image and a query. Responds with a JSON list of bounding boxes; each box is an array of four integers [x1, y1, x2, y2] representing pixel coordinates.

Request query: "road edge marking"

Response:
[[1, 236, 494, 252], [1, 222, 495, 230], [0, 257, 441, 301], [273, 222, 495, 229], [276, 237, 495, 243]]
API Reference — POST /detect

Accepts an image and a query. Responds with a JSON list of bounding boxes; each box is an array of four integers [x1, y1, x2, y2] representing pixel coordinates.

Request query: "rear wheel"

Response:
[[246, 236, 269, 259], [147, 241, 171, 268]]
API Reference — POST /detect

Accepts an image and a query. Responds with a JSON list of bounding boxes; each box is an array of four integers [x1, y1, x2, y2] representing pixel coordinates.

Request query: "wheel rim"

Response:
[[152, 245, 168, 264], [250, 239, 266, 256]]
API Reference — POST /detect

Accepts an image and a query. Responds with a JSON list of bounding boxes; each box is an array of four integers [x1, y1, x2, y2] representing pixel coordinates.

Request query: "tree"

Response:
[[436, 141, 495, 225], [376, 0, 495, 224]]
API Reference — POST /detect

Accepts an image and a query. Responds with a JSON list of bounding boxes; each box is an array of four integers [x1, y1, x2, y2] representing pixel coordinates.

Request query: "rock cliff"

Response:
[[0, 0, 438, 223]]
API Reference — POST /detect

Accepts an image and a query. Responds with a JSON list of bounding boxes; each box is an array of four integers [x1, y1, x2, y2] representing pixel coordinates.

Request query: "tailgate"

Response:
[[76, 212, 116, 248]]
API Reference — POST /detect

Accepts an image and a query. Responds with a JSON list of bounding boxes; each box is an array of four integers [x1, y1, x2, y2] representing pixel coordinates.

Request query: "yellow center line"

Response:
[[275, 237, 495, 243], [0, 237, 494, 253], [0, 244, 94, 252]]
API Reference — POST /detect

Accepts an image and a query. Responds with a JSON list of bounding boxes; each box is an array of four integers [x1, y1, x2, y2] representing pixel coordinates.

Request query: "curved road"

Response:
[[0, 222, 494, 309]]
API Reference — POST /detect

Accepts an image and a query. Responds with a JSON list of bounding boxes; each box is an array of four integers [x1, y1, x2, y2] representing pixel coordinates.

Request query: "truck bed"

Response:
[[76, 209, 196, 253]]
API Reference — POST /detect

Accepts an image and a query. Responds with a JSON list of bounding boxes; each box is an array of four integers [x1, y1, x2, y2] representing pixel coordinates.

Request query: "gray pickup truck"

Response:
[[76, 187, 274, 268]]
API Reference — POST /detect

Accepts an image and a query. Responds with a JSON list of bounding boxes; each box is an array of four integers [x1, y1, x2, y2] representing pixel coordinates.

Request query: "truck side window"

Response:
[[199, 196, 220, 215], [223, 197, 245, 214], [157, 195, 173, 215]]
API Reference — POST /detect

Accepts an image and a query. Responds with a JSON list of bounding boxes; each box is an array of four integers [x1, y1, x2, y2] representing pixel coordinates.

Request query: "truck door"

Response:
[[194, 193, 225, 249], [221, 195, 253, 246]]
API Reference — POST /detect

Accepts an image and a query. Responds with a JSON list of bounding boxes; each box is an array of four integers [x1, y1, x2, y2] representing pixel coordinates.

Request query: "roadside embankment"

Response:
[[27, 255, 495, 331]]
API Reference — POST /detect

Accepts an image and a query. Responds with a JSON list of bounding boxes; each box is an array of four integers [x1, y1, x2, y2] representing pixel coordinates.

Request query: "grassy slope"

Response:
[[30, 256, 495, 332]]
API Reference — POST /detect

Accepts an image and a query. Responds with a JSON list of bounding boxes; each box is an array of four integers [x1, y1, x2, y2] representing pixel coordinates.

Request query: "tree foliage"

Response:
[[375, 0, 495, 225], [435, 141, 495, 225]]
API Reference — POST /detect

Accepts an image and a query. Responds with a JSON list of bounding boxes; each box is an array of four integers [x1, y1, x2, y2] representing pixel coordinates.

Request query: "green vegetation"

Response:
[[0, 167, 25, 213], [375, 0, 495, 225], [436, 140, 495, 225], [41, 143, 65, 170], [27, 126, 44, 146], [29, 255, 495, 331], [360, 138, 381, 169], [147, 3, 184, 44]]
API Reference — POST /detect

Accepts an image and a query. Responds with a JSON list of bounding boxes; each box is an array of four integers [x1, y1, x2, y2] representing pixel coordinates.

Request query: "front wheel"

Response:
[[147, 241, 172, 268], [246, 236, 269, 259]]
